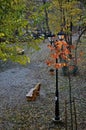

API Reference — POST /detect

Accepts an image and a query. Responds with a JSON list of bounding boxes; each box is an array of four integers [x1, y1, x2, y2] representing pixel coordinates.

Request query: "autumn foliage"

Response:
[[46, 40, 75, 70]]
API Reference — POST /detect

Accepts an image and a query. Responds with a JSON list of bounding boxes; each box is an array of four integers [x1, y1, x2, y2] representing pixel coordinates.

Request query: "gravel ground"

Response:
[[0, 38, 86, 130]]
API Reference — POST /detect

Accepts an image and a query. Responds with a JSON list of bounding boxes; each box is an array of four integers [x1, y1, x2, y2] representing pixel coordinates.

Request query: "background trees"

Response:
[[0, 0, 86, 64]]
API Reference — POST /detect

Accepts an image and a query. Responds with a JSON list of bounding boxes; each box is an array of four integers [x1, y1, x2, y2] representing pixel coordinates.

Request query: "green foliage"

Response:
[[0, 0, 38, 65], [35, 0, 85, 35], [0, 0, 86, 65]]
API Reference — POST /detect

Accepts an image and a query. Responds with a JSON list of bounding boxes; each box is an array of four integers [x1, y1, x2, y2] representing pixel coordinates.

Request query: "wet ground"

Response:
[[0, 39, 86, 130]]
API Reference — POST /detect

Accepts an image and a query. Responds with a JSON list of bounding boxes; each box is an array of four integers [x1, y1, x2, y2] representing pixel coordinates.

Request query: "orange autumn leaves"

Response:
[[46, 60, 67, 69], [46, 40, 75, 69]]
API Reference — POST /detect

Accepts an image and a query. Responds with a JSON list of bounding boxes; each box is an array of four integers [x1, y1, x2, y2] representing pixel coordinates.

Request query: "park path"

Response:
[[0, 36, 86, 130]]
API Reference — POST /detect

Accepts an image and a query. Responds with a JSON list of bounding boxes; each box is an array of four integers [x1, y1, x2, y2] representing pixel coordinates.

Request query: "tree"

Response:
[[0, 0, 45, 65], [46, 39, 77, 129], [46, 40, 76, 73], [41, 0, 86, 65], [0, 0, 31, 64], [0, 0, 86, 65]]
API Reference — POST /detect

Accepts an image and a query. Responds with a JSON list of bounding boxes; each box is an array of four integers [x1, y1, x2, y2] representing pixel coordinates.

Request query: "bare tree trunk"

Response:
[[68, 71, 73, 130], [42, 0, 50, 33], [75, 27, 86, 65]]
